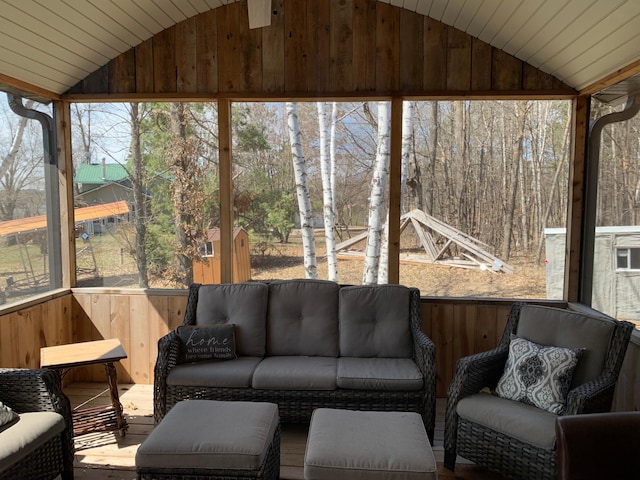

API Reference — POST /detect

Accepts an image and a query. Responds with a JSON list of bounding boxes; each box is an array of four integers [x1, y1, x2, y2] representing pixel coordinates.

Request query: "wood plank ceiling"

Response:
[[0, 0, 639, 96]]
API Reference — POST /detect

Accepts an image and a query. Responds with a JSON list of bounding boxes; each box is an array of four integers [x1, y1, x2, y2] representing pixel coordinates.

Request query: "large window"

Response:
[[399, 100, 571, 299], [592, 99, 640, 322], [68, 99, 572, 298], [0, 91, 58, 306], [71, 102, 220, 289]]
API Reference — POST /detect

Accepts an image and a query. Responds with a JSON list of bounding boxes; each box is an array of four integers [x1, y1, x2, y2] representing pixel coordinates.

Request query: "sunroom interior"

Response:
[[1, 0, 639, 478]]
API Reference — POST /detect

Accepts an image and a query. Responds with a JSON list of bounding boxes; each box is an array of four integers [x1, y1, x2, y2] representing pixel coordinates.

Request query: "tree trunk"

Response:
[[286, 102, 317, 279], [400, 101, 414, 214], [170, 102, 193, 286], [363, 102, 391, 285], [317, 101, 338, 281], [501, 104, 527, 260], [130, 103, 149, 288]]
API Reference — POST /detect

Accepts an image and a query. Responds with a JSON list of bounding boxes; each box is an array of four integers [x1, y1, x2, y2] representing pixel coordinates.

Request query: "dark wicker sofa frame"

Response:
[[443, 302, 634, 480], [0, 368, 75, 480], [154, 284, 437, 442]]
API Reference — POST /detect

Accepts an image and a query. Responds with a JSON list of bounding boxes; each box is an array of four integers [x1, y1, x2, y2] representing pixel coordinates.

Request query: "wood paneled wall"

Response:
[[0, 292, 73, 369], [67, 0, 574, 98], [2, 290, 637, 411]]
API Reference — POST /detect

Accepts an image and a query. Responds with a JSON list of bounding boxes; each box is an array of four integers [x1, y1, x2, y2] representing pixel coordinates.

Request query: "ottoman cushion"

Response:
[[304, 408, 437, 480], [136, 400, 279, 471]]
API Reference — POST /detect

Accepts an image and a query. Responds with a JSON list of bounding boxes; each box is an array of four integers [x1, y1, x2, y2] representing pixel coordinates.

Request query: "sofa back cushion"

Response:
[[516, 305, 616, 387], [339, 285, 412, 358], [267, 280, 339, 356], [195, 282, 268, 357]]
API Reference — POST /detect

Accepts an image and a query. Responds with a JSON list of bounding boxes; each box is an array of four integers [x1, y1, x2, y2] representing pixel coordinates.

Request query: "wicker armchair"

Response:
[[0, 368, 75, 480], [444, 303, 634, 480]]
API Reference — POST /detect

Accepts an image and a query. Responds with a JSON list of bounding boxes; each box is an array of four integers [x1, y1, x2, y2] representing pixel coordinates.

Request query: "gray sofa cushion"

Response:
[[267, 280, 339, 356], [136, 400, 279, 470], [337, 357, 423, 391], [339, 285, 412, 358], [167, 356, 262, 388], [516, 305, 617, 387], [252, 356, 337, 390], [457, 392, 558, 450], [195, 282, 268, 357], [0, 412, 66, 472]]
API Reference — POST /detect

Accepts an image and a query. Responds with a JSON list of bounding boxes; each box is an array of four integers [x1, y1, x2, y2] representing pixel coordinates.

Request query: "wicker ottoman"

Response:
[[304, 408, 437, 480], [135, 400, 280, 480]]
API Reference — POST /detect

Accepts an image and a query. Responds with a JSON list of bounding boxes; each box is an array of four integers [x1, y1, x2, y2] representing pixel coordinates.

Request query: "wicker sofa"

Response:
[[0, 368, 75, 480], [154, 279, 437, 441]]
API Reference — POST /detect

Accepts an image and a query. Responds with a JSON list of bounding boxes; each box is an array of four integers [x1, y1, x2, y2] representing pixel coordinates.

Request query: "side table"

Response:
[[41, 338, 129, 437]]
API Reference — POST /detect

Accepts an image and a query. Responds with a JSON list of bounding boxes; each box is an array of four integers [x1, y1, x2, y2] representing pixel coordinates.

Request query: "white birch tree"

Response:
[[363, 102, 391, 285], [286, 102, 317, 278], [400, 100, 414, 214], [317, 101, 338, 281], [330, 102, 338, 217]]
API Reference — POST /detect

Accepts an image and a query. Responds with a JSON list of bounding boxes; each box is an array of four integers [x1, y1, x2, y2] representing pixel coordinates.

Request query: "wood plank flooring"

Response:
[[67, 383, 504, 480]]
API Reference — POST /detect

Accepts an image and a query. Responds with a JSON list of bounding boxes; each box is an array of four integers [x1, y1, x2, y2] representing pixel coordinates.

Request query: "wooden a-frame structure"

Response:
[[335, 209, 513, 273]]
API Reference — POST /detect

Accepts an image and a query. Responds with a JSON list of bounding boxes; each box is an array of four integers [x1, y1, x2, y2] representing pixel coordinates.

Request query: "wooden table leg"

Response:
[[104, 362, 128, 436]]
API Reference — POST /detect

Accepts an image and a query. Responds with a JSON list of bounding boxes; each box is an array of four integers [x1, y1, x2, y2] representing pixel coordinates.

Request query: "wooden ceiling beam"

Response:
[[579, 58, 640, 96]]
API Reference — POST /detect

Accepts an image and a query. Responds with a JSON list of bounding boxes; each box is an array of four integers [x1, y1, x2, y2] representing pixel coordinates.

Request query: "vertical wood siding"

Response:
[[2, 291, 636, 410], [67, 0, 573, 97]]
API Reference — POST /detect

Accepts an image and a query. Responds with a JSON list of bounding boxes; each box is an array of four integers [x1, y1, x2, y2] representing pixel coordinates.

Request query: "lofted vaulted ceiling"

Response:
[[0, 0, 639, 97]]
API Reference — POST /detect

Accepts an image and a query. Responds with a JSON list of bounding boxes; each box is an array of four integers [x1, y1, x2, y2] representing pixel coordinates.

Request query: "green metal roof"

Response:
[[75, 163, 128, 184]]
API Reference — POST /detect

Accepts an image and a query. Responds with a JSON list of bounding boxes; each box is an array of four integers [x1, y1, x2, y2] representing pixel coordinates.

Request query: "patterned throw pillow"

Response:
[[177, 324, 237, 362], [0, 401, 18, 432], [495, 334, 583, 414]]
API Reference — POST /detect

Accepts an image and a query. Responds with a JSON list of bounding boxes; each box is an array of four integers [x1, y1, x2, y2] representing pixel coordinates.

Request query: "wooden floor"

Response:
[[66, 383, 504, 480]]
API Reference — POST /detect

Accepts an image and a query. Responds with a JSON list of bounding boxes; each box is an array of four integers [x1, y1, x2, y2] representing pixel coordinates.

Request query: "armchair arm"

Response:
[[443, 347, 508, 470], [409, 288, 437, 443], [0, 368, 74, 476], [412, 327, 437, 442], [153, 330, 181, 423], [556, 412, 640, 480], [564, 374, 618, 415]]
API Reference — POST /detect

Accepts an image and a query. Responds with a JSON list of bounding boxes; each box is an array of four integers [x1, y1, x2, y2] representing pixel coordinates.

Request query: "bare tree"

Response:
[[129, 103, 149, 287], [363, 102, 390, 284], [317, 101, 338, 281], [286, 102, 317, 278]]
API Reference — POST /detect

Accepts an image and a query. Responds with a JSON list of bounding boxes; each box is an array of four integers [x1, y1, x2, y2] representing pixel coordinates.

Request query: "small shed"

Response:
[[193, 227, 251, 284], [545, 226, 640, 321]]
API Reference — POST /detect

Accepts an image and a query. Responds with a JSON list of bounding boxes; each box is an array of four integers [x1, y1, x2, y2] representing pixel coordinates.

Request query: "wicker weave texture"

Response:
[[153, 284, 437, 442], [0, 368, 74, 480], [137, 424, 281, 480], [443, 303, 634, 480]]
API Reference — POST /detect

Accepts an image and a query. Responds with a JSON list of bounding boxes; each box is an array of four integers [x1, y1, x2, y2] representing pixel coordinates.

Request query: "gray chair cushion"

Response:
[[339, 285, 412, 358], [0, 412, 65, 472], [195, 282, 268, 357], [136, 400, 279, 470], [305, 408, 437, 480], [267, 280, 339, 356], [166, 356, 262, 388], [337, 357, 423, 391], [457, 392, 558, 450], [251, 356, 337, 390], [516, 305, 617, 387]]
